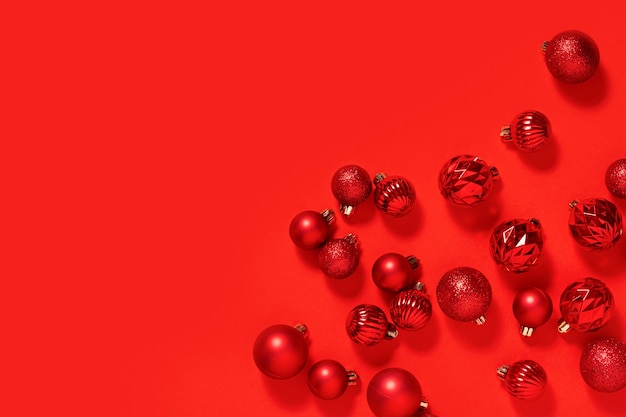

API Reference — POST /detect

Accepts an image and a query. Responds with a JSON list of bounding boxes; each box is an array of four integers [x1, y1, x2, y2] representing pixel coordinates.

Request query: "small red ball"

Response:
[[512, 287, 553, 336], [331, 164, 372, 216], [436, 266, 492, 324], [543, 30, 600, 84], [367, 368, 423, 417], [580, 337, 626, 392], [307, 359, 357, 400], [371, 253, 419, 292], [318, 234, 360, 279], [252, 324, 309, 379], [289, 209, 335, 250], [605, 158, 626, 199]]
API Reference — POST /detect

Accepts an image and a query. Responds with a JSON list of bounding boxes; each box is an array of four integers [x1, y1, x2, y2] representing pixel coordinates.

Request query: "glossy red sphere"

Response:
[[543, 30, 600, 84], [331, 164, 372, 216], [345, 304, 397, 346], [252, 324, 309, 379], [558, 277, 613, 333], [498, 360, 547, 400], [438, 154, 499, 207], [289, 209, 334, 250], [371, 253, 419, 292], [512, 287, 553, 336], [501, 111, 551, 152], [318, 234, 359, 279], [580, 337, 626, 392], [436, 266, 492, 324], [373, 172, 416, 217], [307, 359, 357, 400], [605, 158, 626, 199], [367, 367, 423, 417]]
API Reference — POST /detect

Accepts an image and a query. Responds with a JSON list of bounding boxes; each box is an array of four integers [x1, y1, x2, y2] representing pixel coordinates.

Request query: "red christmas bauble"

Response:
[[318, 233, 359, 279], [345, 304, 398, 346], [373, 172, 416, 217], [512, 287, 553, 337], [371, 253, 420, 292], [580, 337, 626, 393], [367, 367, 423, 417], [497, 359, 547, 401], [489, 218, 544, 273], [568, 198, 623, 250], [307, 359, 359, 400], [605, 158, 626, 199], [557, 277, 613, 333], [252, 324, 309, 379], [331, 164, 372, 216], [289, 209, 335, 250], [436, 266, 492, 324], [389, 282, 433, 331], [543, 30, 600, 84], [438, 154, 499, 207], [500, 110, 551, 152]]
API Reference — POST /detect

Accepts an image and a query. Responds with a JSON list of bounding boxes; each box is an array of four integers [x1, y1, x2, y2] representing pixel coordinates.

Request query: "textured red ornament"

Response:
[[436, 266, 492, 324], [497, 360, 547, 401], [389, 282, 433, 331], [580, 337, 626, 393], [252, 324, 309, 379], [371, 253, 420, 292], [557, 277, 613, 333], [438, 154, 499, 207], [489, 218, 544, 273], [345, 304, 398, 346], [373, 172, 416, 217], [331, 164, 372, 216], [512, 287, 553, 337], [367, 368, 423, 417], [605, 158, 626, 199], [318, 233, 359, 279], [542, 30, 600, 84], [307, 359, 359, 400], [288, 209, 335, 250], [500, 110, 551, 152], [568, 198, 623, 250]]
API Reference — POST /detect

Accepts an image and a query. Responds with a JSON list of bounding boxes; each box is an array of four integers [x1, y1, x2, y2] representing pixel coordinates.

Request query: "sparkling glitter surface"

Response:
[[580, 337, 626, 392], [436, 266, 492, 322], [605, 158, 626, 199], [318, 235, 359, 279], [544, 30, 600, 84], [331, 164, 372, 208]]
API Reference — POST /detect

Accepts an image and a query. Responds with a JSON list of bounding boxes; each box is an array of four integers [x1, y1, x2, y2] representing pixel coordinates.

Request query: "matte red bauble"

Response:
[[438, 154, 499, 207], [542, 30, 600, 84], [252, 324, 309, 379], [367, 368, 423, 417], [512, 287, 553, 337], [331, 164, 372, 216], [580, 337, 626, 393], [568, 198, 623, 250], [436, 266, 492, 324], [307, 359, 359, 400], [390, 282, 433, 331], [373, 172, 416, 217], [605, 158, 626, 199], [557, 277, 613, 333], [497, 360, 547, 401], [371, 253, 420, 292], [500, 110, 551, 152], [289, 209, 335, 250], [489, 218, 543, 273], [318, 233, 359, 279], [345, 304, 398, 346]]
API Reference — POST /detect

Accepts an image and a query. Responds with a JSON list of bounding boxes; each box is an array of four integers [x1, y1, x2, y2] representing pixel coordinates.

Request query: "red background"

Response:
[[5, 2, 626, 417]]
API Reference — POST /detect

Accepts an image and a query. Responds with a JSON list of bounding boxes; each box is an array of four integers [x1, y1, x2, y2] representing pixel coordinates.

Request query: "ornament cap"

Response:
[[413, 281, 426, 292], [568, 199, 580, 209], [474, 315, 487, 325], [497, 364, 510, 380], [406, 255, 420, 270], [500, 125, 512, 141], [490, 166, 500, 180], [385, 323, 399, 339], [557, 318, 571, 333], [373, 172, 387, 184], [339, 204, 355, 216], [344, 233, 358, 245], [347, 370, 359, 385], [520, 325, 535, 337], [294, 323, 310, 339], [320, 209, 335, 224], [529, 218, 542, 228], [419, 398, 429, 412], [541, 40, 549, 52]]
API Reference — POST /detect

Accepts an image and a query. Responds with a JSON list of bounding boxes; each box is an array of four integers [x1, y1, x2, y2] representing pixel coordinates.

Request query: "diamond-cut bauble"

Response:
[[557, 277, 613, 333], [489, 218, 544, 273], [438, 155, 499, 207], [389, 283, 432, 331], [373, 172, 416, 217], [500, 110, 551, 152], [568, 198, 623, 250]]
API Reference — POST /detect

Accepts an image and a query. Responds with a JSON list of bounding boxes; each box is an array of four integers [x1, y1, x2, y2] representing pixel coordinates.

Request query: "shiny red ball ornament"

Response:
[[605, 158, 626, 199], [345, 304, 398, 346], [568, 198, 623, 250], [489, 218, 544, 273], [373, 172, 416, 217], [542, 30, 600, 84], [512, 287, 553, 337], [436, 266, 492, 324], [497, 360, 547, 401], [372, 253, 420, 292], [331, 164, 372, 216], [289, 209, 335, 250], [318, 233, 359, 279], [500, 110, 551, 152], [390, 282, 433, 331], [438, 154, 500, 207], [252, 323, 309, 379], [557, 277, 613, 333], [580, 337, 626, 393], [307, 359, 359, 400], [367, 367, 423, 417]]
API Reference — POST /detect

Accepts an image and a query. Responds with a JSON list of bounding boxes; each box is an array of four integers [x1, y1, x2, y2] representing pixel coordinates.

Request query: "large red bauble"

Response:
[[371, 253, 420, 292], [568, 198, 623, 250], [345, 304, 398, 346], [367, 367, 423, 417], [252, 324, 309, 379], [318, 233, 359, 279], [512, 287, 553, 337], [438, 154, 499, 207], [543, 30, 600, 84], [580, 337, 626, 393], [489, 218, 544, 273], [500, 110, 551, 152], [557, 277, 613, 333], [436, 266, 492, 324], [331, 164, 372, 216], [389, 282, 433, 331], [497, 359, 547, 401], [307, 359, 359, 400], [373, 172, 416, 217], [288, 209, 335, 250], [605, 158, 626, 199]]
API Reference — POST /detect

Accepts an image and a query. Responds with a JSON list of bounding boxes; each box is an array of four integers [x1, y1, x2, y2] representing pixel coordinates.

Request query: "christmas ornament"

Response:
[[318, 233, 359, 279], [605, 158, 626, 199], [371, 252, 420, 292], [438, 154, 500, 207], [331, 164, 372, 216], [512, 287, 553, 337], [345, 304, 398, 346], [389, 282, 433, 331], [436, 266, 492, 324], [542, 30, 600, 84], [307, 359, 359, 400], [568, 198, 623, 250], [252, 323, 309, 379], [580, 337, 626, 393], [557, 277, 613, 333], [500, 110, 551, 152], [367, 367, 423, 417], [289, 209, 335, 250], [373, 172, 416, 217], [497, 359, 547, 401], [489, 218, 544, 273]]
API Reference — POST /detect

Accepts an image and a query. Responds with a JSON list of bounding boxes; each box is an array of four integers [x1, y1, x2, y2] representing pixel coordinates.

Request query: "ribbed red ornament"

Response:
[[497, 360, 547, 400], [500, 111, 551, 152], [371, 253, 420, 292], [307, 359, 359, 400], [331, 164, 372, 216], [605, 159, 626, 199], [289, 209, 335, 250], [568, 198, 623, 250], [252, 324, 309, 379], [438, 155, 499, 207], [512, 287, 553, 337], [389, 282, 433, 331], [373, 172, 416, 217], [542, 30, 600, 84], [345, 304, 398, 346], [318, 233, 359, 279], [580, 337, 626, 393], [489, 218, 544, 273], [557, 277, 613, 333], [436, 266, 492, 324]]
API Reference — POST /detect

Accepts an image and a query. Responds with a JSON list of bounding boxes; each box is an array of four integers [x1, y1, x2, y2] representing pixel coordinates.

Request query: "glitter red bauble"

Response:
[[307, 359, 359, 400], [252, 324, 309, 379], [489, 218, 544, 273], [389, 282, 433, 331], [497, 360, 547, 401], [605, 158, 626, 199], [438, 154, 500, 207], [318, 233, 359, 279], [373, 172, 416, 217], [436, 266, 492, 324], [557, 277, 613, 333], [580, 337, 626, 393], [543, 30, 600, 84], [345, 304, 398, 346], [512, 287, 553, 337], [367, 368, 423, 417], [568, 198, 623, 250], [500, 110, 551, 152], [331, 164, 372, 216], [371, 253, 420, 292], [288, 209, 335, 250]]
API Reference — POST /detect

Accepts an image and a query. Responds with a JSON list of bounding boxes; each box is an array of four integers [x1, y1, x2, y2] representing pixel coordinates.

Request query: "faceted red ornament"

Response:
[[438, 154, 500, 207], [252, 323, 309, 379], [436, 266, 492, 324], [512, 287, 553, 337], [500, 110, 551, 152], [367, 368, 423, 417], [497, 360, 547, 401], [371, 253, 420, 292], [568, 198, 623, 250], [331, 164, 372, 216], [580, 337, 626, 393], [307, 359, 359, 400], [289, 209, 335, 250], [542, 30, 600, 84], [557, 277, 613, 333], [605, 158, 626, 199], [345, 304, 398, 346], [389, 282, 433, 331], [318, 233, 359, 279], [373, 172, 416, 217], [489, 218, 544, 273]]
